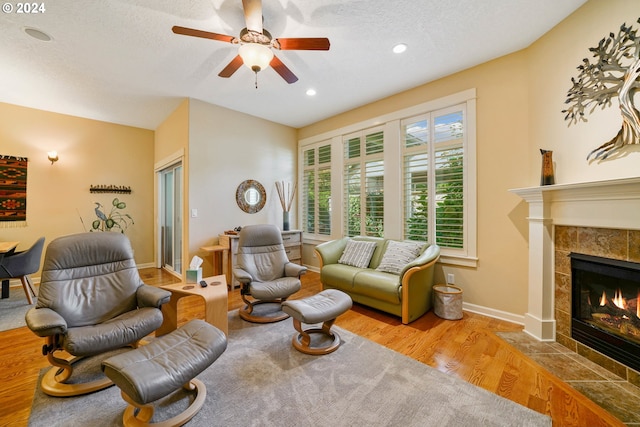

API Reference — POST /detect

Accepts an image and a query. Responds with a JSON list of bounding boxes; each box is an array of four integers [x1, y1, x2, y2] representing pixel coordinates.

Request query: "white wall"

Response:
[[187, 99, 297, 276]]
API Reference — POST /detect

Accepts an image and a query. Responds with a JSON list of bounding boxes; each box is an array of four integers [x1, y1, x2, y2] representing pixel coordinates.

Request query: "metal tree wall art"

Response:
[[562, 18, 640, 160]]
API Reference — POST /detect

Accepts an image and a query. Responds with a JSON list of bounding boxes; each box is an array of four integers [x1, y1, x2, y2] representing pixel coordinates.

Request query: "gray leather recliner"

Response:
[[233, 224, 306, 323], [24, 232, 171, 397]]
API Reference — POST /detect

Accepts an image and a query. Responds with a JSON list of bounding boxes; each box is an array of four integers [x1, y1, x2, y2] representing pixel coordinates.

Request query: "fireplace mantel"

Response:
[[511, 177, 640, 230], [509, 177, 640, 341]]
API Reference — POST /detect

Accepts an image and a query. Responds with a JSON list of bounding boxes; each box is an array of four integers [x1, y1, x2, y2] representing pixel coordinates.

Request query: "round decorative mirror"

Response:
[[236, 179, 266, 214]]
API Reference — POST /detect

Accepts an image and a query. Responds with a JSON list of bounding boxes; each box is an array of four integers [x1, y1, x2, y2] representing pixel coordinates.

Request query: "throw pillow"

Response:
[[338, 240, 377, 268], [376, 241, 424, 275]]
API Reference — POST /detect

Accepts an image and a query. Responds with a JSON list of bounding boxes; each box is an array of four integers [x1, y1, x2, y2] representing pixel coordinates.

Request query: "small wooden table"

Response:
[[0, 241, 19, 299], [156, 275, 228, 337], [199, 244, 227, 276]]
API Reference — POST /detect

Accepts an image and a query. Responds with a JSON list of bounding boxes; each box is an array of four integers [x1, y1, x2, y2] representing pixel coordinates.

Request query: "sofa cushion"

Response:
[[376, 241, 424, 275], [352, 270, 401, 304], [321, 264, 362, 290], [352, 236, 386, 269], [338, 240, 377, 268]]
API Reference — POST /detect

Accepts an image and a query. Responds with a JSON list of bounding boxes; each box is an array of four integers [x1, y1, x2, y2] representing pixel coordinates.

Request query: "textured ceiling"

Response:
[[0, 0, 586, 130]]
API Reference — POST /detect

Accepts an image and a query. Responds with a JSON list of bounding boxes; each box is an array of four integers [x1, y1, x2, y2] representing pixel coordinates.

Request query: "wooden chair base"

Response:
[[41, 356, 113, 397], [121, 379, 206, 427], [20, 275, 36, 305], [40, 337, 143, 397], [239, 300, 290, 323], [291, 318, 341, 355]]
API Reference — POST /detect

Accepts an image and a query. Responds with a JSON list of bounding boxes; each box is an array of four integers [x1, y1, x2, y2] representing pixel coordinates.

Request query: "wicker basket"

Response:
[[433, 285, 463, 320]]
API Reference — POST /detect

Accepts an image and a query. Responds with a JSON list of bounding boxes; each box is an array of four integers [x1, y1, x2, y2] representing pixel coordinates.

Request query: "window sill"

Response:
[[438, 254, 478, 268], [302, 235, 332, 246]]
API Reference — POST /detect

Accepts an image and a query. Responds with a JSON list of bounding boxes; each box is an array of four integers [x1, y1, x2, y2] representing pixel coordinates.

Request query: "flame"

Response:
[[599, 290, 607, 306], [612, 288, 626, 310]]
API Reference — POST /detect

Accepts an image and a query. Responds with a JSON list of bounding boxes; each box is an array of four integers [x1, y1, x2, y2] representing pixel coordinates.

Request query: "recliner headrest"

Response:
[[43, 232, 134, 272], [238, 224, 283, 247]]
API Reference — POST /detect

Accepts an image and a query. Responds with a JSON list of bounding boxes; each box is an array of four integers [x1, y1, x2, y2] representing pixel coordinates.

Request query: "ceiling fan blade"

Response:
[[242, 0, 263, 34], [270, 56, 298, 84], [218, 55, 244, 78], [172, 25, 236, 43], [273, 38, 330, 51]]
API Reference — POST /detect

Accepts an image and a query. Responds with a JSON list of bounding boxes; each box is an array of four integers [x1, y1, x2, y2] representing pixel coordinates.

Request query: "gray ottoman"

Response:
[[282, 289, 352, 355], [101, 319, 227, 427]]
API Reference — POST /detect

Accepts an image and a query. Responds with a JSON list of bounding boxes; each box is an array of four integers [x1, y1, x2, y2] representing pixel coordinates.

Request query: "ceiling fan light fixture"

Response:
[[239, 43, 274, 72]]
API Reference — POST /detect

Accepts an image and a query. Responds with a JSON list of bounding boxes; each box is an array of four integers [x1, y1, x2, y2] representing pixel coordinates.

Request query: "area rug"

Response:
[[0, 284, 36, 331], [29, 312, 551, 427]]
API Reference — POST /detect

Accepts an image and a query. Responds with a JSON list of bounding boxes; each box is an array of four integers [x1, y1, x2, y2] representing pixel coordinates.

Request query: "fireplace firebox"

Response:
[[570, 253, 640, 372]]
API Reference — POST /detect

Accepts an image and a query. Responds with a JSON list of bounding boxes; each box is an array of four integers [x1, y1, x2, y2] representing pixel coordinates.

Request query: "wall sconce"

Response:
[[47, 151, 58, 165]]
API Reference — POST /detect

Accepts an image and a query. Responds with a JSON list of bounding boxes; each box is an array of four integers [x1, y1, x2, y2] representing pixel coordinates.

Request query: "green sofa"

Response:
[[315, 236, 440, 324]]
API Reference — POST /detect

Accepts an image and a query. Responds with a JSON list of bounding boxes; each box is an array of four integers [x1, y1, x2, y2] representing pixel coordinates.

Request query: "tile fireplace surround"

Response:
[[511, 177, 640, 388]]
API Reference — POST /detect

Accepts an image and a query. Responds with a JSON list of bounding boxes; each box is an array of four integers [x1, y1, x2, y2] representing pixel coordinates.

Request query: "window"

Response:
[[302, 142, 331, 237], [403, 118, 429, 241], [344, 128, 384, 237], [402, 105, 465, 253], [299, 88, 476, 266]]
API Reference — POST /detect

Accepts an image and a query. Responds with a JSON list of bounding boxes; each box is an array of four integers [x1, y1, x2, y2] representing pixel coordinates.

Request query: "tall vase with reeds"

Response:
[[276, 181, 296, 231]]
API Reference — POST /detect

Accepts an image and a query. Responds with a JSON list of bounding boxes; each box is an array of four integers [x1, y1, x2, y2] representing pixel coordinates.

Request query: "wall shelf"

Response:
[[90, 185, 132, 194]]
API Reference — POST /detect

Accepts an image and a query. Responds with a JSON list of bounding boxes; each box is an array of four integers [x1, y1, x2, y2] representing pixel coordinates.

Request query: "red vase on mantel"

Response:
[[540, 149, 555, 186]]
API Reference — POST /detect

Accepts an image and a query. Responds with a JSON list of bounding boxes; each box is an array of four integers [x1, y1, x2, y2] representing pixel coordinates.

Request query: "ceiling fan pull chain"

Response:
[[254, 71, 258, 89]]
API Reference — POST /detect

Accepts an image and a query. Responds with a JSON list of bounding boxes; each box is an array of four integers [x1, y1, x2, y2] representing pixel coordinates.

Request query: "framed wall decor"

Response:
[[0, 155, 28, 226], [236, 179, 266, 214]]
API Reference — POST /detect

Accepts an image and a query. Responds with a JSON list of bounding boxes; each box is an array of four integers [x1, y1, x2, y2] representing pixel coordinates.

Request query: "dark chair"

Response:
[[24, 232, 171, 397], [233, 224, 307, 323], [0, 237, 45, 304]]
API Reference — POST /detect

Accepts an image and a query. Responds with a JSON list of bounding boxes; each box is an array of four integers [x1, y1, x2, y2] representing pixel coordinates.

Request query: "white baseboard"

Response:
[[462, 302, 525, 326], [304, 265, 320, 274], [302, 267, 525, 326], [4, 277, 39, 286], [137, 262, 156, 269]]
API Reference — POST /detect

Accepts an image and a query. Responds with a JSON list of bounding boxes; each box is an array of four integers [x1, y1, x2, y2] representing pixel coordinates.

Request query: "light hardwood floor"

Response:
[[0, 268, 625, 427]]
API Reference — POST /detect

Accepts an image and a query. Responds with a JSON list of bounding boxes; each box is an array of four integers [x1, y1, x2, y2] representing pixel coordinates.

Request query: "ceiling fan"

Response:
[[172, 0, 330, 86]]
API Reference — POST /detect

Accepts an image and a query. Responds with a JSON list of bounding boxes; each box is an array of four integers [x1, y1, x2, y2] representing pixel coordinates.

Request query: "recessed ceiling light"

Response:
[[306, 88, 317, 96], [392, 43, 407, 54], [24, 27, 52, 41]]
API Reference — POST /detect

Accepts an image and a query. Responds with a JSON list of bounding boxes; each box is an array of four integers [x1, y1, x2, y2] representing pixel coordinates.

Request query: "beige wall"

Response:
[[154, 99, 190, 275], [527, 0, 639, 183], [0, 102, 155, 274], [300, 52, 532, 318], [3, 0, 634, 320], [187, 99, 297, 277], [297, 0, 638, 319], [155, 99, 189, 162]]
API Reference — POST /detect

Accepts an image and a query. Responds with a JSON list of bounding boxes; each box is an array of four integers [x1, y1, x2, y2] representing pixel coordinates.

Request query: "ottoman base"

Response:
[[282, 289, 352, 356], [291, 318, 341, 355], [121, 379, 206, 427], [239, 300, 290, 324], [102, 320, 227, 427]]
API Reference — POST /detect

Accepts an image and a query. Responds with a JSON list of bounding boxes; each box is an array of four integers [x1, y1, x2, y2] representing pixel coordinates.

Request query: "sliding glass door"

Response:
[[159, 163, 182, 275]]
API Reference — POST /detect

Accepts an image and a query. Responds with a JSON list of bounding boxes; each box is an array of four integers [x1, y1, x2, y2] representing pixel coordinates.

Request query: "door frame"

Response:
[[154, 149, 185, 275]]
